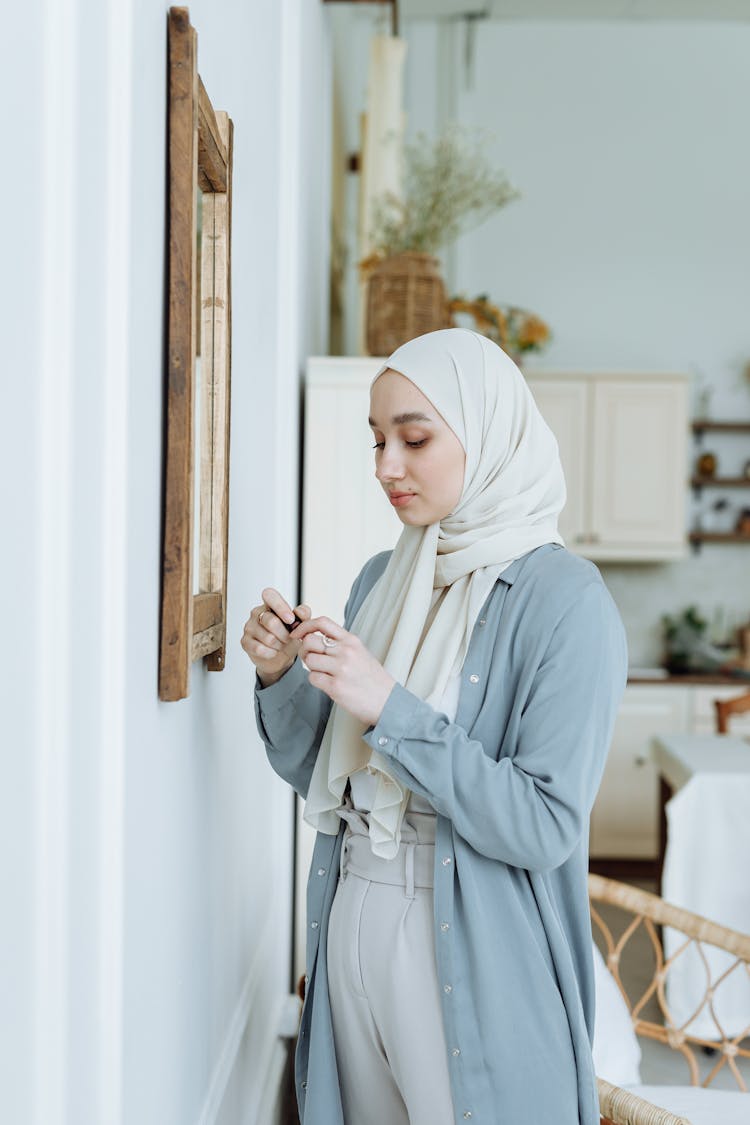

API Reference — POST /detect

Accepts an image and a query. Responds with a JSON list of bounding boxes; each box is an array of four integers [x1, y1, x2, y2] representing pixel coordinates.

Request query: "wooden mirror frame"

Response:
[[160, 7, 234, 701]]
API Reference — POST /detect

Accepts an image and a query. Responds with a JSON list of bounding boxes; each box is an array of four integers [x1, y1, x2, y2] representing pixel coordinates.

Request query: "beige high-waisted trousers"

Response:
[[326, 804, 455, 1125]]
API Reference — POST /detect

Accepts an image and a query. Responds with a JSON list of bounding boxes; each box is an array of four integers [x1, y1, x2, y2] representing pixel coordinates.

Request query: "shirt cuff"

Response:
[[254, 656, 309, 715], [362, 680, 425, 757]]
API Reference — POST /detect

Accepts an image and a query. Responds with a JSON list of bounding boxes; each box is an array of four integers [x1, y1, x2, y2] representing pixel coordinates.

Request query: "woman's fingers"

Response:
[[293, 615, 347, 643], [302, 650, 337, 674], [299, 630, 337, 658], [240, 591, 314, 676], [290, 603, 312, 628], [257, 588, 297, 641], [260, 587, 298, 624]]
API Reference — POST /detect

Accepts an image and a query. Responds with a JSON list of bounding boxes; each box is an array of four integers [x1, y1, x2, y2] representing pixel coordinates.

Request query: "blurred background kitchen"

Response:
[[315, 0, 750, 873]]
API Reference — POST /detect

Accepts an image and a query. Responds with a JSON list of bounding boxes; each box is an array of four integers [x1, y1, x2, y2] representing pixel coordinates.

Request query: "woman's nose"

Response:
[[375, 447, 405, 482]]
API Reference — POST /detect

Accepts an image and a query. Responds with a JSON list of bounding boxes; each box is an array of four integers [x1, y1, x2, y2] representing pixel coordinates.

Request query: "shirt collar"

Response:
[[498, 542, 560, 586]]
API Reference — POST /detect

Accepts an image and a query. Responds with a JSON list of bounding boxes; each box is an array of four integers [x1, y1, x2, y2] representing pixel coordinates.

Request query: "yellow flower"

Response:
[[448, 294, 549, 355], [517, 314, 550, 347]]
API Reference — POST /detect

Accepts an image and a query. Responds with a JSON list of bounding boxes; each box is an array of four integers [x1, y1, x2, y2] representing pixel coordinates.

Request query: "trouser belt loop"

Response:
[[339, 834, 349, 882], [404, 842, 415, 899]]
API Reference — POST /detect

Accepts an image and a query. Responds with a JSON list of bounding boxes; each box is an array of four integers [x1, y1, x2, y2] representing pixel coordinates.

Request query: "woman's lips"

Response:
[[389, 492, 416, 507]]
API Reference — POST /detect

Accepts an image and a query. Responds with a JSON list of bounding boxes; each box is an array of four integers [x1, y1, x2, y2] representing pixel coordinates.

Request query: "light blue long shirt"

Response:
[[254, 542, 628, 1124]]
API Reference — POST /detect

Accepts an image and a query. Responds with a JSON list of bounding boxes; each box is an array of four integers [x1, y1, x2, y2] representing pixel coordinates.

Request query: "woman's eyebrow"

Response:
[[368, 411, 433, 427]]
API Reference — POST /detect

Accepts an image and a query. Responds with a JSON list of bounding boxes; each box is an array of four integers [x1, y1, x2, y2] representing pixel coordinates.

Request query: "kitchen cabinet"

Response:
[[302, 360, 691, 578], [590, 686, 689, 859], [526, 371, 689, 562], [589, 681, 750, 859]]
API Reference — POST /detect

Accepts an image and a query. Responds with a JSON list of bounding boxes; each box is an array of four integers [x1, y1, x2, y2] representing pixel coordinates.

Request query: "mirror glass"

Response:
[[193, 185, 216, 596], [193, 184, 203, 594]]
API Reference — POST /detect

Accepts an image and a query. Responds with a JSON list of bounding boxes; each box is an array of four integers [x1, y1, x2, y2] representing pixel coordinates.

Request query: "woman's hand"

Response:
[[292, 616, 396, 728], [241, 588, 312, 686]]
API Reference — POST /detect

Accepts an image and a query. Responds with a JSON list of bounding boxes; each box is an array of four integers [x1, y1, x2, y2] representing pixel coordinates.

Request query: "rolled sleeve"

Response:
[[254, 656, 334, 799], [364, 681, 423, 748], [255, 655, 310, 715]]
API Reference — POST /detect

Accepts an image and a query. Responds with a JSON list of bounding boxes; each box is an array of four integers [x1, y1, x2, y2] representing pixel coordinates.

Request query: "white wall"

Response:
[[330, 13, 750, 662], [2, 0, 331, 1122]]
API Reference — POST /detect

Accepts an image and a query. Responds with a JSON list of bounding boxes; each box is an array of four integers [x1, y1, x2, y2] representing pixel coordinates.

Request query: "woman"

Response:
[[243, 328, 628, 1125]]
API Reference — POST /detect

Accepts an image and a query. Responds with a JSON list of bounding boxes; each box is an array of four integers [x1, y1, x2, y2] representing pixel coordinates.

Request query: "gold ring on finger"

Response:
[[321, 635, 338, 648], [258, 608, 269, 627]]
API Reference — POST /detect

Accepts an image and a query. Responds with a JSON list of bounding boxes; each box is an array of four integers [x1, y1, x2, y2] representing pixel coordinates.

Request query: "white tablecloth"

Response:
[[652, 734, 750, 1041]]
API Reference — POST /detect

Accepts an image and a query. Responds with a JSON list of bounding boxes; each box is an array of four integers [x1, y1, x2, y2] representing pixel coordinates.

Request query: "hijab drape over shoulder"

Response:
[[302, 328, 567, 857]]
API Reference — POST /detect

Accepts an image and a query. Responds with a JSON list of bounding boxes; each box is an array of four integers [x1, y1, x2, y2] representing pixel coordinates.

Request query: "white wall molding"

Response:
[[33, 0, 77, 1120], [97, 0, 133, 1121], [196, 911, 284, 1125], [252, 1034, 287, 1125]]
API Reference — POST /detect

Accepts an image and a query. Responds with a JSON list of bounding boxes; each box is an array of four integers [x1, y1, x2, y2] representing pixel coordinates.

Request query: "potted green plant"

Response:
[[660, 606, 709, 673], [361, 124, 519, 356]]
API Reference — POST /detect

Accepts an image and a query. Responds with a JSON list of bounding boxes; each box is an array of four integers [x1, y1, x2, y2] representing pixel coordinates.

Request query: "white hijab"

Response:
[[302, 328, 567, 858]]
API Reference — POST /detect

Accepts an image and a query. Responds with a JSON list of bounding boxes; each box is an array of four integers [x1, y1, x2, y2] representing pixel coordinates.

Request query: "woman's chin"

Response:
[[395, 508, 433, 527]]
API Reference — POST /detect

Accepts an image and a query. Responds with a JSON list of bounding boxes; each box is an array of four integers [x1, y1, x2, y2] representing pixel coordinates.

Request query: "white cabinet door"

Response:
[[302, 357, 400, 624], [590, 378, 688, 555], [589, 685, 690, 858], [525, 378, 588, 549], [527, 371, 688, 561]]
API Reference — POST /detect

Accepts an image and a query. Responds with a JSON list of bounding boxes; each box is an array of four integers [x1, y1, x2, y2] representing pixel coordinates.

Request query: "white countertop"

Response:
[[650, 732, 750, 790]]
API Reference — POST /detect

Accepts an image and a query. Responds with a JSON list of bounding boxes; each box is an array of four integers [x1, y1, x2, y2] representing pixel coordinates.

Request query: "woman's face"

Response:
[[369, 369, 466, 526]]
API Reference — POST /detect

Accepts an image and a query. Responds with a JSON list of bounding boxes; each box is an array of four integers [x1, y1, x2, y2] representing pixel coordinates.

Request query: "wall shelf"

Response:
[[692, 419, 750, 434], [689, 531, 750, 544], [689, 417, 750, 551], [691, 476, 750, 489]]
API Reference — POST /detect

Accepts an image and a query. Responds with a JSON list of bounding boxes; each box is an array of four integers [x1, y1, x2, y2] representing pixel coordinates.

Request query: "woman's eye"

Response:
[[371, 440, 427, 450]]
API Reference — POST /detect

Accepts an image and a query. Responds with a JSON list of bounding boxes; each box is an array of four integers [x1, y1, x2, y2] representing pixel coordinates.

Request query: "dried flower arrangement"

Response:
[[449, 293, 552, 362], [360, 123, 520, 271]]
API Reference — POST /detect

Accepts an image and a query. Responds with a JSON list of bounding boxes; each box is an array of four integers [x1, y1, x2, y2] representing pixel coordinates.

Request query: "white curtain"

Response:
[[357, 35, 408, 354]]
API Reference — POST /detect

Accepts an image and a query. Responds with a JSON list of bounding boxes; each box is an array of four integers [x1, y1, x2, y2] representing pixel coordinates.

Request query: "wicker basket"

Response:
[[365, 251, 452, 357]]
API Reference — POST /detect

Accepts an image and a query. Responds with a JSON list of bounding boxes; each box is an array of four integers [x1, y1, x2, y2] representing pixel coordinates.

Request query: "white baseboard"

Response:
[[252, 1037, 287, 1125], [196, 912, 285, 1125]]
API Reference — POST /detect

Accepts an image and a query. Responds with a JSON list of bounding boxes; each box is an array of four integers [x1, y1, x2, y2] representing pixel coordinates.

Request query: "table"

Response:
[[650, 733, 750, 1040]]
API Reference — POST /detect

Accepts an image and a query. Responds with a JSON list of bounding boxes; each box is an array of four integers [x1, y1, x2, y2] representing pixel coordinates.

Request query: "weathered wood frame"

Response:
[[160, 7, 233, 701]]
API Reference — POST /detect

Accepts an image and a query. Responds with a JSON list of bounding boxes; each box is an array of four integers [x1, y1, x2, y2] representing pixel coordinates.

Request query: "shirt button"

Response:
[[301, 1080, 307, 1089], [310, 921, 319, 929], [463, 1112, 472, 1119], [442, 856, 452, 866], [378, 736, 389, 746], [479, 618, 486, 626], [469, 674, 479, 684], [440, 921, 450, 931], [443, 984, 452, 993], [317, 868, 326, 876], [452, 1047, 461, 1056]]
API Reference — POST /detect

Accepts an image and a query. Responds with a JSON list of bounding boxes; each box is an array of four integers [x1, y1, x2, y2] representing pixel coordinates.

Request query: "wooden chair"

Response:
[[598, 1077, 690, 1125], [714, 690, 750, 734], [590, 873, 750, 1124]]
